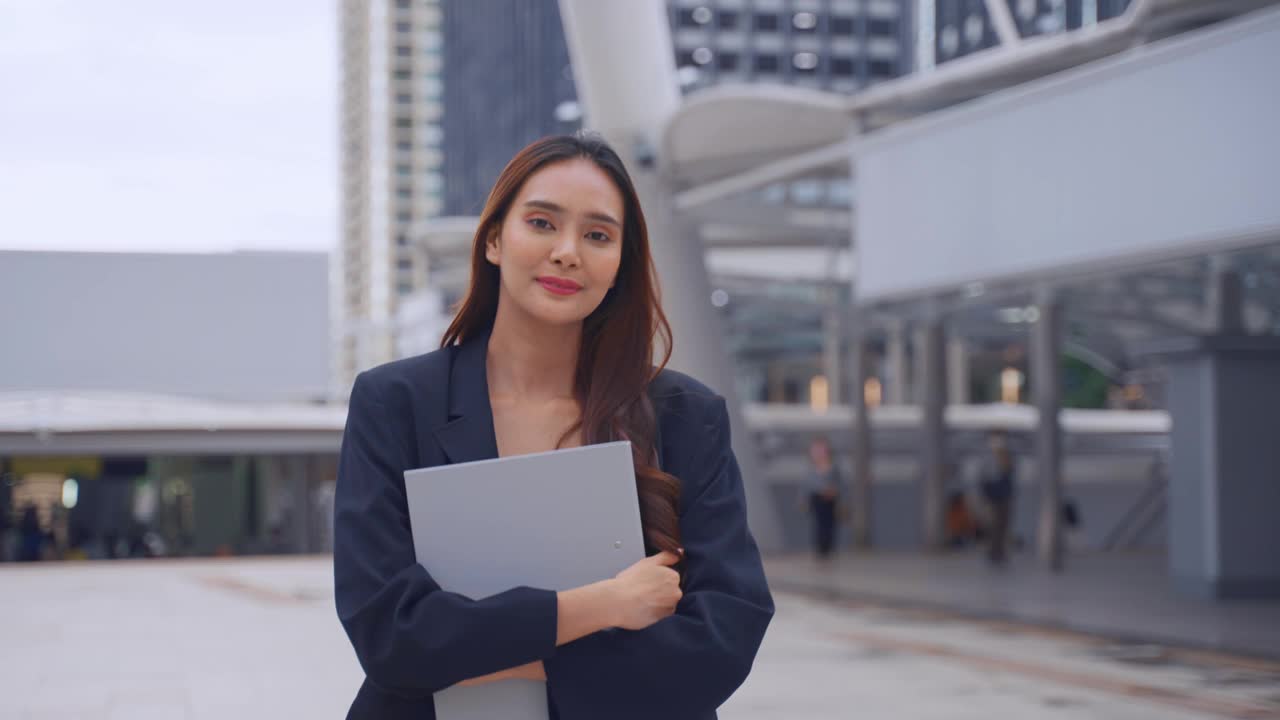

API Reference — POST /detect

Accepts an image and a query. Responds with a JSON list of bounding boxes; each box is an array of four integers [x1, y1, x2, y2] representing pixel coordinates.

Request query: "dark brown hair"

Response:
[[441, 132, 681, 557]]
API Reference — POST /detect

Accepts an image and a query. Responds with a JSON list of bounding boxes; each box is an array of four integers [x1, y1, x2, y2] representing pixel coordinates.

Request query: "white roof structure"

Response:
[[0, 391, 346, 455]]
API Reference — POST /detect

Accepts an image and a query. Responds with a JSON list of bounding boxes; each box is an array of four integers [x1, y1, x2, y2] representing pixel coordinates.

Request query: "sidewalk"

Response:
[[763, 550, 1280, 661]]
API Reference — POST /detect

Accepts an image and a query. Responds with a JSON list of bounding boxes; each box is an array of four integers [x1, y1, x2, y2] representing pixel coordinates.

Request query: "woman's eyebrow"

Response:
[[524, 199, 621, 228]]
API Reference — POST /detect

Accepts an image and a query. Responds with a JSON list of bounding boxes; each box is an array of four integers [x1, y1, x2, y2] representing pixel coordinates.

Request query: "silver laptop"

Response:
[[403, 440, 646, 720]]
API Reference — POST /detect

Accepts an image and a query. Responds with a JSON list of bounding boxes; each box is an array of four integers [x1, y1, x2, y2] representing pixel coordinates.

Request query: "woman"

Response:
[[334, 132, 774, 719], [805, 437, 843, 561]]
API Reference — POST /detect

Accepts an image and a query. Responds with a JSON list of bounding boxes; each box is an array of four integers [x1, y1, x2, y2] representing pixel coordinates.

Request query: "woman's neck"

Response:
[[487, 300, 581, 402]]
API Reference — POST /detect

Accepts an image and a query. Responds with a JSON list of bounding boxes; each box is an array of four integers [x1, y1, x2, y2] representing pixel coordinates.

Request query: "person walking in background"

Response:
[[806, 436, 843, 562], [979, 431, 1016, 565], [18, 504, 43, 562]]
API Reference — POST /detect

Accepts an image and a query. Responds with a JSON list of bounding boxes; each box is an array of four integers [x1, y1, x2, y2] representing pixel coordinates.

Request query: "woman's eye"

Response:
[[587, 231, 611, 243], [528, 217, 553, 230]]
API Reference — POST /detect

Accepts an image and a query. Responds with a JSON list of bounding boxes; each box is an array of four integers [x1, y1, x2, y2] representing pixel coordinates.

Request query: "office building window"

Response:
[[395, 21, 412, 33], [395, 164, 411, 176], [395, 0, 410, 8], [677, 49, 697, 67], [754, 54, 780, 73], [831, 57, 855, 76], [397, 281, 414, 295], [396, 93, 412, 104], [793, 52, 819, 72], [792, 12, 818, 32], [396, 234, 409, 246], [394, 116, 412, 128], [718, 10, 739, 29], [395, 45, 411, 57], [396, 188, 412, 199], [394, 69, 411, 80], [677, 7, 713, 26], [397, 258, 413, 270], [869, 59, 895, 78], [868, 18, 897, 36], [717, 52, 740, 71], [396, 211, 412, 223], [396, 140, 412, 152], [753, 13, 779, 32], [830, 16, 855, 34]]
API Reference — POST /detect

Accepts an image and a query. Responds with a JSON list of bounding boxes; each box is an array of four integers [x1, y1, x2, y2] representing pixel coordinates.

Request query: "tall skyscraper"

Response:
[[336, 0, 570, 391]]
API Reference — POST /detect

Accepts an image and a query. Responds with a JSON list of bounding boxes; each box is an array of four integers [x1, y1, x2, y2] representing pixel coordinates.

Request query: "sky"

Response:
[[0, 0, 337, 254]]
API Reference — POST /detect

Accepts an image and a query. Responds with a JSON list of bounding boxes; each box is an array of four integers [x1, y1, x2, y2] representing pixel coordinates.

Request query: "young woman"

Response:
[[333, 132, 774, 719]]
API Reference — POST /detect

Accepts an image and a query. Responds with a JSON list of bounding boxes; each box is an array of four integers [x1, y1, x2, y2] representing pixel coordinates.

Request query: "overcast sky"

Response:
[[0, 1, 337, 254]]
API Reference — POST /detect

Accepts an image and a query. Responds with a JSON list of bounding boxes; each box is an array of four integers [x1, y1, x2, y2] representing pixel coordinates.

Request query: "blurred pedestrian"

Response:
[[806, 436, 844, 561], [18, 504, 43, 562], [979, 431, 1015, 565]]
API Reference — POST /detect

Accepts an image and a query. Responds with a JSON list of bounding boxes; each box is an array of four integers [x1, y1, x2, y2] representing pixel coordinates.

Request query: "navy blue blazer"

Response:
[[333, 329, 774, 719]]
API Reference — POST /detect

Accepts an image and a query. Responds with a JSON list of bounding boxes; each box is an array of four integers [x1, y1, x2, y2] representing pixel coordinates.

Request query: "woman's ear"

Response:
[[484, 230, 501, 266]]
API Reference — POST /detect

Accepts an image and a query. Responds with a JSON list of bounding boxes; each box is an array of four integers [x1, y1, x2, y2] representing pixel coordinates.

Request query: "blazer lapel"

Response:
[[432, 327, 499, 465]]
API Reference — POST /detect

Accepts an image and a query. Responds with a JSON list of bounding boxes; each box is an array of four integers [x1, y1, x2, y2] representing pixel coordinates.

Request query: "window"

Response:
[[830, 16, 854, 34], [717, 52, 739, 71], [753, 13, 779, 32], [397, 281, 414, 295], [395, 164, 411, 176], [677, 50, 696, 67], [395, 0, 410, 8], [792, 12, 818, 32], [717, 10, 738, 29], [397, 258, 413, 270], [869, 59, 895, 78], [396, 233, 409, 246], [831, 57, 855, 76], [394, 116, 412, 128], [397, 188, 412, 199], [868, 18, 897, 36], [396, 211, 412, 223], [395, 46, 412, 57], [396, 93, 412, 104], [394, 69, 411, 80], [753, 54, 780, 73], [396, 140, 413, 152], [793, 52, 819, 72], [395, 21, 412, 33], [678, 7, 712, 26]]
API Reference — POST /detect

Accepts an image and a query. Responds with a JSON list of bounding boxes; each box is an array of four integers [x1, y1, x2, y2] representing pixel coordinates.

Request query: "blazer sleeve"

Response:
[[543, 395, 775, 718], [333, 371, 560, 697]]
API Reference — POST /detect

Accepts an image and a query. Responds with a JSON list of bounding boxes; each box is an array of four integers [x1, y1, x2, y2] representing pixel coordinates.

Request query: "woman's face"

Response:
[[486, 158, 625, 329]]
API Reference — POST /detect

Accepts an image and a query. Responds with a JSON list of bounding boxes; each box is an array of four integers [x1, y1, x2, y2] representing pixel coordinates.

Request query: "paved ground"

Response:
[[2, 556, 1278, 719], [765, 550, 1280, 660]]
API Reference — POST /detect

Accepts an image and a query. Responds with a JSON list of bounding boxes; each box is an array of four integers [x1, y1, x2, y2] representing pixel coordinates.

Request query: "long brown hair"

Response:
[[441, 133, 681, 557]]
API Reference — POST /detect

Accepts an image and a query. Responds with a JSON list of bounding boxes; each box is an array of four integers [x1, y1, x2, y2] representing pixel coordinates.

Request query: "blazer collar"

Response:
[[433, 325, 499, 465]]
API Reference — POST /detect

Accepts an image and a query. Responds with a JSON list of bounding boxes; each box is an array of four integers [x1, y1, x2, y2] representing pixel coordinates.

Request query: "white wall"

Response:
[[0, 250, 329, 402]]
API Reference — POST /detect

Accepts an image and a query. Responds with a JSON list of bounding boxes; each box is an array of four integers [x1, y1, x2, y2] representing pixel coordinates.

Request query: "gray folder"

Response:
[[403, 440, 646, 720]]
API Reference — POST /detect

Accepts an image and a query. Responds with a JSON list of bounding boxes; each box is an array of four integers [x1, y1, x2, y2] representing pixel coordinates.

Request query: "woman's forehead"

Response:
[[517, 159, 625, 220]]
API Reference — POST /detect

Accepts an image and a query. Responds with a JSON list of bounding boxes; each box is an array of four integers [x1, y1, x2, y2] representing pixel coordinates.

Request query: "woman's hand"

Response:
[[457, 661, 546, 687], [608, 550, 683, 631]]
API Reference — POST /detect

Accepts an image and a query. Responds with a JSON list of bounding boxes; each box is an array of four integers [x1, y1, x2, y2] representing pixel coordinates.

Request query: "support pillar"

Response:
[[850, 321, 874, 548], [1032, 290, 1065, 571], [919, 317, 947, 550], [822, 292, 844, 405], [947, 337, 970, 406], [885, 319, 908, 405], [1141, 335, 1280, 599]]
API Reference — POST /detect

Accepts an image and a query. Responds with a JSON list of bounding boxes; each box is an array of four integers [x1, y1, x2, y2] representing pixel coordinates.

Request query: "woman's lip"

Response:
[[537, 277, 582, 295]]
